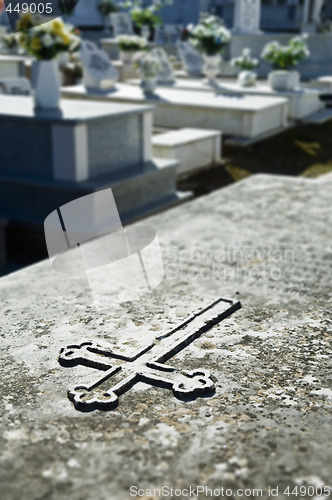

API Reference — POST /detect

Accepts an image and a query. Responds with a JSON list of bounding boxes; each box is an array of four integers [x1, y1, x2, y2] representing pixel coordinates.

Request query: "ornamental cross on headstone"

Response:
[[59, 297, 241, 412]]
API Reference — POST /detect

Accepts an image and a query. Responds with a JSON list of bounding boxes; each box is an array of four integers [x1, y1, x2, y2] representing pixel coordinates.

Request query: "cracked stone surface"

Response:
[[0, 174, 331, 500]]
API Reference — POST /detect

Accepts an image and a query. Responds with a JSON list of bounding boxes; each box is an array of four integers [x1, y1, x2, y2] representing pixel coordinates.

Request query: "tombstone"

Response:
[[81, 40, 118, 91], [0, 76, 31, 96], [111, 12, 133, 37], [233, 0, 262, 34], [69, 0, 102, 28], [164, 24, 182, 45], [154, 24, 167, 46], [177, 41, 203, 76], [302, 0, 324, 31], [151, 47, 175, 84]]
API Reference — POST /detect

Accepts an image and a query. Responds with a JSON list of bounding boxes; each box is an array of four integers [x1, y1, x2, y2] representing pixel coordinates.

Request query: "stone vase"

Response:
[[141, 25, 150, 41], [34, 59, 61, 110], [202, 54, 221, 86], [120, 51, 137, 64], [268, 70, 300, 91], [238, 70, 257, 87], [140, 77, 157, 95]]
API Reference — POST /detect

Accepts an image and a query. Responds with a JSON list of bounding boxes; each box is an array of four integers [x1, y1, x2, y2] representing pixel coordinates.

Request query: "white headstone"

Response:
[[177, 42, 203, 76], [155, 25, 182, 46], [154, 25, 167, 46], [69, 0, 102, 28], [151, 48, 175, 84], [81, 41, 118, 90], [111, 13, 133, 37], [165, 24, 182, 45], [0, 77, 32, 95], [233, 0, 261, 34]]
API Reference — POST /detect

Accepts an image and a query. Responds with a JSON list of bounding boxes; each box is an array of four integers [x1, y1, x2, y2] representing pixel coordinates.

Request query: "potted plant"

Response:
[[186, 15, 231, 85], [117, 34, 147, 64], [261, 35, 310, 91], [122, 0, 173, 40], [0, 33, 19, 54], [231, 47, 260, 87], [18, 15, 81, 110], [97, 0, 118, 33], [134, 51, 160, 94]]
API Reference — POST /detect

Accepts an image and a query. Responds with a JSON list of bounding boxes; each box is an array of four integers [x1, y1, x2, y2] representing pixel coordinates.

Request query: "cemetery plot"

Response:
[[131, 77, 325, 121], [0, 54, 25, 77], [0, 76, 31, 95], [0, 95, 184, 228], [0, 173, 331, 498], [62, 83, 289, 141]]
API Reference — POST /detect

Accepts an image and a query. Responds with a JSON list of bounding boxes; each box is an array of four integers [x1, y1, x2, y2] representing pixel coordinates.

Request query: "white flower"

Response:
[[42, 34, 53, 48]]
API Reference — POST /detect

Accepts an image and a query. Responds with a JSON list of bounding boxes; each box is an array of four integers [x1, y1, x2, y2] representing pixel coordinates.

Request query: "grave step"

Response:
[[225, 124, 291, 148], [301, 108, 332, 124], [0, 158, 191, 230], [152, 128, 222, 176]]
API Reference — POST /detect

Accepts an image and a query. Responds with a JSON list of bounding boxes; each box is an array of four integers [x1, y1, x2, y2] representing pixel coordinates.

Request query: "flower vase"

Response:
[[141, 25, 150, 41], [120, 51, 136, 64], [34, 59, 61, 111], [202, 54, 221, 86], [238, 70, 257, 87], [268, 70, 300, 91], [140, 77, 157, 95]]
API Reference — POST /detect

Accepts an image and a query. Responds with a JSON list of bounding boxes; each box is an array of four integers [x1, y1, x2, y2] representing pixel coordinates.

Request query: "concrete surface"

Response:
[[0, 173, 331, 500]]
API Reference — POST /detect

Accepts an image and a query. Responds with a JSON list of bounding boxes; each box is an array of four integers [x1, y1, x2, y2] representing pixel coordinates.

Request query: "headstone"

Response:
[[81, 40, 118, 90], [177, 41, 203, 76], [302, 0, 324, 31], [154, 25, 167, 46], [233, 0, 261, 34], [0, 77, 31, 95], [151, 47, 175, 84], [164, 24, 182, 45], [111, 12, 133, 37], [69, 0, 102, 28]]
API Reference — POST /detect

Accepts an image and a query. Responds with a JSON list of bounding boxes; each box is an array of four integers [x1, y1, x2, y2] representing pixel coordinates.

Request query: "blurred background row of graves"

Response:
[[0, 0, 332, 275]]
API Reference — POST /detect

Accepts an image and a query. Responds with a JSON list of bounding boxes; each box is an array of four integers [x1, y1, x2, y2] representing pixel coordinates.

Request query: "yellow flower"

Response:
[[50, 19, 64, 35], [30, 37, 42, 51], [16, 13, 33, 31], [61, 33, 70, 45]]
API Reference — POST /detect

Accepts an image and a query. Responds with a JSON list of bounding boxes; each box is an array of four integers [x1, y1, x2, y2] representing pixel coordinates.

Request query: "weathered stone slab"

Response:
[[0, 173, 331, 499]]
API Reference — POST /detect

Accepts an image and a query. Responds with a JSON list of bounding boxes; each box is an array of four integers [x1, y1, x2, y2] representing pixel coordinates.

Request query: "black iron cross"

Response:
[[59, 297, 241, 412]]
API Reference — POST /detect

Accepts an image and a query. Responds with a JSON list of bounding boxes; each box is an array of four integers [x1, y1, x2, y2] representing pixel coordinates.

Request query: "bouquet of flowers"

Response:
[[186, 15, 231, 55], [231, 48, 260, 70], [121, 0, 173, 28], [18, 16, 81, 60], [97, 0, 118, 16], [118, 34, 147, 52], [1, 33, 19, 50], [261, 35, 310, 70], [134, 52, 160, 78]]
